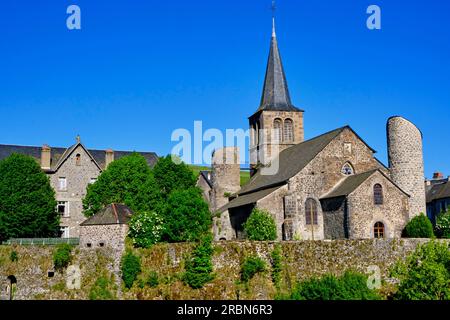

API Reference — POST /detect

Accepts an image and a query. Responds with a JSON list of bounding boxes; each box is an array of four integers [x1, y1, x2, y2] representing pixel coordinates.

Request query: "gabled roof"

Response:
[[427, 180, 450, 203], [321, 169, 410, 200], [217, 185, 282, 213], [80, 203, 133, 226], [53, 142, 102, 172], [239, 126, 349, 195], [255, 19, 301, 113]]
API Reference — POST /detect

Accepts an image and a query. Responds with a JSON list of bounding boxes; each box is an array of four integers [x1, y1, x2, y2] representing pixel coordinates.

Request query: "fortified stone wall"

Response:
[[387, 116, 426, 219]]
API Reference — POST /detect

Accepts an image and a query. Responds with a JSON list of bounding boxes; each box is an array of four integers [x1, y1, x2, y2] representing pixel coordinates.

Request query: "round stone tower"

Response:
[[387, 116, 426, 219]]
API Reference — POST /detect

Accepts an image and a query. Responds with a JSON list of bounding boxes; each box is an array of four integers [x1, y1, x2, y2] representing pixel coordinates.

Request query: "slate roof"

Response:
[[80, 204, 133, 226], [427, 180, 450, 202], [239, 126, 349, 195], [0, 143, 158, 171], [217, 185, 282, 213], [256, 22, 302, 113]]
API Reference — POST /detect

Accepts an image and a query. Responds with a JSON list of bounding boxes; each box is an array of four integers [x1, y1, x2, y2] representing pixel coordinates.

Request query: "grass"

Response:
[[189, 165, 251, 186]]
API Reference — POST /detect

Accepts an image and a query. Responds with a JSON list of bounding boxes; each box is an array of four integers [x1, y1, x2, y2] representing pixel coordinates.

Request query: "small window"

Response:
[[86, 243, 92, 248], [57, 201, 69, 218], [98, 242, 105, 247], [344, 143, 352, 155], [374, 222, 385, 238], [75, 154, 81, 166], [374, 184, 384, 205], [47, 271, 54, 278], [305, 198, 318, 225], [341, 163, 354, 176], [283, 119, 294, 142], [60, 226, 70, 238], [58, 177, 67, 191]]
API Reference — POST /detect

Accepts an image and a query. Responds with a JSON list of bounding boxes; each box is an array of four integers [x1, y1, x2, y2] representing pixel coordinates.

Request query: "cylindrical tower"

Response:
[[387, 116, 426, 219]]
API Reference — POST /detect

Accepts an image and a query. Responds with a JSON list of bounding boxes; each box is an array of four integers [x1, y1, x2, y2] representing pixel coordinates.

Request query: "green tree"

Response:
[[53, 244, 73, 271], [435, 207, 450, 239], [403, 213, 434, 238], [0, 153, 59, 241], [83, 153, 160, 217], [153, 155, 197, 198], [183, 233, 214, 289], [162, 187, 212, 242], [243, 208, 277, 241], [121, 251, 141, 289], [392, 241, 450, 300], [240, 256, 267, 283]]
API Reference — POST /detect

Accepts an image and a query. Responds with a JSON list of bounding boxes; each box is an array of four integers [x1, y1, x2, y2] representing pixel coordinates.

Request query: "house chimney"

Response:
[[41, 144, 51, 170], [105, 149, 114, 168], [433, 172, 444, 180]]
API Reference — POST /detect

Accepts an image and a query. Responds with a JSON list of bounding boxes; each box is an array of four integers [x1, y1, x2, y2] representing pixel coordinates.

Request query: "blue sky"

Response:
[[0, 0, 449, 178]]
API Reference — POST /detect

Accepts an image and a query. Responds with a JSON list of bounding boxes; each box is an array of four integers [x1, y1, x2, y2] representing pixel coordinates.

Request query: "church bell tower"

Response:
[[249, 16, 304, 174]]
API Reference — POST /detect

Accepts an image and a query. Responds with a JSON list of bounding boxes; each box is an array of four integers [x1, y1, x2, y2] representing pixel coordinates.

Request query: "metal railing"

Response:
[[2, 238, 80, 246]]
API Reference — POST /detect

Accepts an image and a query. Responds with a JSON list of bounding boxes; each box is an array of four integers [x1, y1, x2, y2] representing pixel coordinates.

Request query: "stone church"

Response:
[[205, 20, 427, 241]]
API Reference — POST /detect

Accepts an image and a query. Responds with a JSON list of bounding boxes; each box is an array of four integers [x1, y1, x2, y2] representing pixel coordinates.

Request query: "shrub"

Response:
[[435, 208, 450, 239], [53, 244, 72, 271], [241, 256, 267, 283], [183, 233, 214, 289], [403, 213, 434, 238], [147, 271, 159, 288], [121, 251, 141, 289], [89, 275, 116, 300], [128, 211, 165, 248], [282, 271, 380, 300], [243, 208, 277, 241], [162, 187, 212, 242], [10, 251, 18, 262], [0, 153, 59, 241], [391, 241, 450, 300], [271, 245, 283, 287]]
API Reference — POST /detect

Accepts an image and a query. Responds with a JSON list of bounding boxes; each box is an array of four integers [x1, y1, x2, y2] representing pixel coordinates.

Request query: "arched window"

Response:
[[374, 222, 385, 238], [305, 198, 318, 225], [273, 118, 282, 143], [255, 122, 260, 145], [283, 118, 294, 142], [75, 154, 81, 166], [341, 162, 354, 176], [374, 184, 383, 205]]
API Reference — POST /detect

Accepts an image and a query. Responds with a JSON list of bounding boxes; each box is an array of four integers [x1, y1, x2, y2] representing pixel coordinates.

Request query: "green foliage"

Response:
[[89, 275, 116, 300], [281, 271, 381, 300], [121, 251, 141, 289], [435, 208, 450, 239], [153, 155, 197, 198], [0, 153, 59, 242], [243, 208, 277, 241], [147, 271, 159, 288], [183, 233, 214, 289], [162, 187, 212, 242], [241, 256, 267, 283], [403, 213, 434, 238], [9, 250, 18, 262], [391, 241, 450, 300], [53, 244, 73, 271], [271, 245, 283, 287], [83, 153, 160, 217], [128, 211, 165, 248]]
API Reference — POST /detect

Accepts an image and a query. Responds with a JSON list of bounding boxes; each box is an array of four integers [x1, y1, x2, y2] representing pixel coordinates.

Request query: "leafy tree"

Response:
[[391, 241, 450, 300], [0, 153, 59, 241], [241, 256, 267, 283], [128, 211, 165, 248], [243, 208, 277, 241], [403, 213, 434, 238], [89, 274, 116, 300], [280, 271, 380, 300], [121, 251, 141, 289], [153, 155, 197, 198], [162, 187, 212, 242], [83, 153, 159, 216], [435, 207, 450, 239], [183, 233, 214, 289]]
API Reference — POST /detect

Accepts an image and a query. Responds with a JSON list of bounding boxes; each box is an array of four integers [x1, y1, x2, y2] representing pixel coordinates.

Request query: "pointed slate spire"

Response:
[[257, 18, 300, 112]]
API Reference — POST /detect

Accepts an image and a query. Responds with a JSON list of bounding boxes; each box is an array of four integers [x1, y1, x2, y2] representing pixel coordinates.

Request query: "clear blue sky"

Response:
[[0, 0, 449, 178]]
